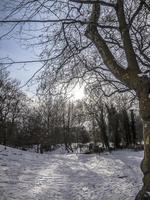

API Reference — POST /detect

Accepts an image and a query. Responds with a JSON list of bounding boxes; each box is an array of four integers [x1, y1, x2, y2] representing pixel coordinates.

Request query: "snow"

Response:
[[138, 71, 150, 78], [0, 145, 143, 200]]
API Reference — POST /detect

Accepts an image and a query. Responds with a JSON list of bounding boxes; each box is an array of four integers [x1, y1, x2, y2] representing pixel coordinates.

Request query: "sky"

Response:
[[0, 36, 44, 98], [0, 2, 85, 101], [0, 2, 45, 99], [0, 37, 85, 100]]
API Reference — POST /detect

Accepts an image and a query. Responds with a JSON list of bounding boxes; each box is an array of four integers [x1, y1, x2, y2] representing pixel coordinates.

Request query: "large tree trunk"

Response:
[[136, 95, 150, 200], [136, 120, 150, 199]]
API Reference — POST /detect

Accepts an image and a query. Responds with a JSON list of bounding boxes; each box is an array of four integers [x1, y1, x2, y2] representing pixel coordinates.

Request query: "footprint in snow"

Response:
[[82, 186, 88, 192]]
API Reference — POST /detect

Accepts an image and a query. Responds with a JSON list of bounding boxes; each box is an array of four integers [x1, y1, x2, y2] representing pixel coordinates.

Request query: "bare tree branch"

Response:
[[116, 0, 140, 73], [129, 0, 144, 27], [85, 2, 133, 88], [69, 0, 116, 8]]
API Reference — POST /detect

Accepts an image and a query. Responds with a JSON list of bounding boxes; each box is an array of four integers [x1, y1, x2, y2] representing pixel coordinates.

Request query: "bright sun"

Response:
[[69, 83, 85, 100]]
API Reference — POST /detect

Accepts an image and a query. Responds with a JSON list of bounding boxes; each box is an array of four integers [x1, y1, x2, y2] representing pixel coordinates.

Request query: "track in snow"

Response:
[[0, 146, 143, 200]]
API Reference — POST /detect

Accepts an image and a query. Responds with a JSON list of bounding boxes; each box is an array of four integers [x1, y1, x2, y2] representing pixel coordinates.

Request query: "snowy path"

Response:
[[0, 146, 143, 200]]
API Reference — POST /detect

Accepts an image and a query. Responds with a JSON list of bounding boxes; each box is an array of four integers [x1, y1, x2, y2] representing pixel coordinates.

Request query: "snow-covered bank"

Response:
[[0, 145, 143, 200]]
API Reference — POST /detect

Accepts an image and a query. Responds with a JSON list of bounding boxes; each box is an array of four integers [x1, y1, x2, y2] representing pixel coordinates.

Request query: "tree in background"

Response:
[[84, 89, 110, 151], [0, 68, 26, 146], [0, 66, 143, 155], [119, 108, 132, 147], [106, 104, 121, 149]]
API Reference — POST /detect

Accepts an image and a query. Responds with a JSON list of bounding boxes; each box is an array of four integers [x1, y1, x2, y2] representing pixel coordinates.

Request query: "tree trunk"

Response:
[[136, 96, 150, 200]]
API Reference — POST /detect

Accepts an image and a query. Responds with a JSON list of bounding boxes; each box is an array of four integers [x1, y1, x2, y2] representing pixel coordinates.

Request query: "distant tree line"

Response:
[[0, 68, 143, 153]]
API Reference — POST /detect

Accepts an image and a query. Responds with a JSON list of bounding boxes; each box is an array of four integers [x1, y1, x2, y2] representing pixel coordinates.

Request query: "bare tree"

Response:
[[84, 93, 110, 151], [0, 68, 26, 146], [106, 104, 120, 149]]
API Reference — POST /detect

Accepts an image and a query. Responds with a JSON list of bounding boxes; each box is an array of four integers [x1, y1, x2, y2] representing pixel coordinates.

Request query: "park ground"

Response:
[[0, 145, 143, 200]]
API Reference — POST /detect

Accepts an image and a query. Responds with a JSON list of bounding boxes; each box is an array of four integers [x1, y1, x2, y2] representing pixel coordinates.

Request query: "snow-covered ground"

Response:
[[0, 145, 143, 200]]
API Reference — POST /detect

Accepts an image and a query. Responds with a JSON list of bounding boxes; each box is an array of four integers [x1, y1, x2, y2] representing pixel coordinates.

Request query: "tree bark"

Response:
[[136, 96, 150, 200]]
